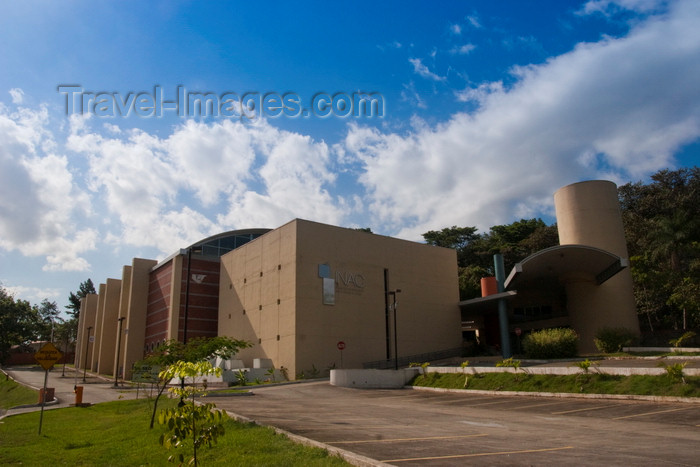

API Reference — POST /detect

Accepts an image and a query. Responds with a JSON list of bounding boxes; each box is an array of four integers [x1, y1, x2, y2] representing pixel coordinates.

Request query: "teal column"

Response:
[[494, 254, 512, 358]]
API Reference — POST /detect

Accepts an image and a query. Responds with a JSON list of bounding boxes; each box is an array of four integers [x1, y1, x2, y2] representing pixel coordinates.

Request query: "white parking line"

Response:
[[381, 445, 574, 463], [552, 404, 620, 415], [327, 433, 488, 445], [612, 407, 687, 420]]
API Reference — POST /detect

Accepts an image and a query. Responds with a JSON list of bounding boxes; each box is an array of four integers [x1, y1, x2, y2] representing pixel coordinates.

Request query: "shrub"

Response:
[[523, 328, 578, 359], [669, 331, 696, 348], [495, 357, 521, 370], [659, 361, 687, 384], [594, 327, 638, 353]]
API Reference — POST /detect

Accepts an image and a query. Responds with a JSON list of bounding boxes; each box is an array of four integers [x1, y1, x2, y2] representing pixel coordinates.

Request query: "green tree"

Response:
[[0, 287, 40, 364], [34, 299, 62, 342], [158, 360, 227, 466], [140, 336, 251, 428], [66, 279, 96, 321], [423, 225, 479, 250], [424, 220, 558, 299], [480, 219, 556, 272], [619, 167, 700, 332]]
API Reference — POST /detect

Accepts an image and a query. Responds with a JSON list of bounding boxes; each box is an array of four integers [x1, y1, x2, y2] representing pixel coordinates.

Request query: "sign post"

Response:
[[337, 341, 346, 368], [34, 342, 63, 435]]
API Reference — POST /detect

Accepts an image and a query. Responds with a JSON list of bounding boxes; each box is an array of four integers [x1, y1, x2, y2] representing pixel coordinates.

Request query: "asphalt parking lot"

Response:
[[213, 381, 700, 466]]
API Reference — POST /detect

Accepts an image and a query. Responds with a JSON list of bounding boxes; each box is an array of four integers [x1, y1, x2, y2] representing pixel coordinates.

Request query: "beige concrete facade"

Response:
[[76, 182, 641, 379], [219, 219, 462, 378], [96, 278, 122, 376], [554, 180, 640, 352], [91, 283, 106, 372], [120, 258, 157, 379], [75, 293, 98, 370]]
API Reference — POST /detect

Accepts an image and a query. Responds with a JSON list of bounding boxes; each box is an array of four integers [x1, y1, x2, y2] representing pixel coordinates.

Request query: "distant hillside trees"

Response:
[[619, 167, 700, 332], [423, 167, 699, 334], [423, 219, 559, 300]]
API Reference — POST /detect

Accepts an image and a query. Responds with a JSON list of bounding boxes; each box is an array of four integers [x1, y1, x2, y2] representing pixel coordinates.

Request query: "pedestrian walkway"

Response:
[[1, 365, 142, 419]]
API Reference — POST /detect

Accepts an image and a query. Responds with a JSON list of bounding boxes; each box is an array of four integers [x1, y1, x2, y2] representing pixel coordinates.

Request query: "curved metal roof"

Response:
[[504, 244, 628, 290], [185, 228, 271, 250]]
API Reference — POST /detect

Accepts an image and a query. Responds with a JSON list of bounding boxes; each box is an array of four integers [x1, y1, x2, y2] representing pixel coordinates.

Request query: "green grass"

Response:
[[412, 372, 700, 397], [0, 373, 39, 409], [0, 398, 350, 466]]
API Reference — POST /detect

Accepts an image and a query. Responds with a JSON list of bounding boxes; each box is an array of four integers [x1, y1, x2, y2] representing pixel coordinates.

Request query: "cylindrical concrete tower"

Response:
[[555, 180, 629, 257], [554, 180, 640, 352]]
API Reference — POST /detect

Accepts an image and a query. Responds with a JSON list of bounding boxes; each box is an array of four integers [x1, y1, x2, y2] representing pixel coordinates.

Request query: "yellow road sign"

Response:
[[34, 342, 63, 371]]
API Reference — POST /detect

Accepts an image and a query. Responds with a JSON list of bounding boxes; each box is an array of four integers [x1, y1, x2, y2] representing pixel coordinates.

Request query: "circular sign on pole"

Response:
[[515, 327, 522, 337], [337, 341, 346, 351]]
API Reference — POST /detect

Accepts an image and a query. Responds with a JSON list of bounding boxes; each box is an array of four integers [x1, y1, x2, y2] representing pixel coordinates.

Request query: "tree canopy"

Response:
[[423, 219, 559, 299], [0, 287, 41, 364], [66, 278, 96, 320], [423, 167, 699, 334], [619, 167, 700, 331]]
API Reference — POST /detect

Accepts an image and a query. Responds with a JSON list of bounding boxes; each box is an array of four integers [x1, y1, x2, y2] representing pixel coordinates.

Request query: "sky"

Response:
[[1, 0, 699, 313]]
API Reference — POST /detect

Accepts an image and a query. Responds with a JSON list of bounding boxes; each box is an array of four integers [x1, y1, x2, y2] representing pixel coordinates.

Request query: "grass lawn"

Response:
[[411, 371, 700, 397], [0, 398, 350, 466], [0, 372, 39, 409]]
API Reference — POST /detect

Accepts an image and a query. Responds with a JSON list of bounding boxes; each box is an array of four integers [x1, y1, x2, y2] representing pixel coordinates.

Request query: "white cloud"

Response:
[[409, 58, 446, 82], [66, 115, 344, 253], [1, 0, 698, 275], [451, 43, 477, 55], [466, 14, 482, 29], [0, 103, 95, 271], [401, 81, 428, 109], [2, 284, 61, 303], [580, 0, 668, 15], [9, 88, 24, 104], [450, 24, 462, 35], [345, 0, 700, 239], [218, 121, 343, 229], [167, 119, 257, 206]]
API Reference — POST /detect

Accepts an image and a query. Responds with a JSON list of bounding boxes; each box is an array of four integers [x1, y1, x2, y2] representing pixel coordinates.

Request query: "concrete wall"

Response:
[[219, 223, 297, 375], [330, 368, 421, 388], [91, 283, 106, 371], [75, 293, 98, 370], [113, 265, 132, 379], [96, 278, 122, 376], [554, 180, 640, 352], [294, 220, 461, 375], [219, 219, 462, 379], [121, 258, 157, 379]]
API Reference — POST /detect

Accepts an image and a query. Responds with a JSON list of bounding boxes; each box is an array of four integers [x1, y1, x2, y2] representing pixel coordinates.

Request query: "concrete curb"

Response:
[[202, 390, 254, 397], [224, 410, 392, 467], [408, 385, 700, 404], [426, 365, 700, 376]]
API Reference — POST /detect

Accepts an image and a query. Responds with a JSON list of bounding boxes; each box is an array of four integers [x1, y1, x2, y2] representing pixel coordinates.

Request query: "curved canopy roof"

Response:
[[504, 244, 628, 290]]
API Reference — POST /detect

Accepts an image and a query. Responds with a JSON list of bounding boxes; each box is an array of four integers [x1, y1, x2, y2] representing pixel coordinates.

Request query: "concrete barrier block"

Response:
[[254, 358, 273, 369], [330, 368, 421, 388]]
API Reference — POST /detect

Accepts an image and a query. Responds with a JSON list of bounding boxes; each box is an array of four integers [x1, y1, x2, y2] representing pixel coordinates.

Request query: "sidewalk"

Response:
[[1, 365, 144, 419]]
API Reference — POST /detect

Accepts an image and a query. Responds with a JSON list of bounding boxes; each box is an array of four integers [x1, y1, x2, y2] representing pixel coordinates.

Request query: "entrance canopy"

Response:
[[504, 244, 628, 290]]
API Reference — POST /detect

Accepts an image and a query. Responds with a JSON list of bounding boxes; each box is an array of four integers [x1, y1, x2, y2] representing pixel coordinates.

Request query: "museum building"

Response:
[[75, 180, 640, 380]]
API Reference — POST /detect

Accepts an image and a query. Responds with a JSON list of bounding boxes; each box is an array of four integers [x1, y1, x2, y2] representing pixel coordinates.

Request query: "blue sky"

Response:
[[1, 0, 699, 313]]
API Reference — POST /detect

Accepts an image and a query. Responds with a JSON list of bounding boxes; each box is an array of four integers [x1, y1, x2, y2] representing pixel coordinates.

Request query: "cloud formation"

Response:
[[345, 0, 700, 238], [0, 0, 698, 274], [66, 117, 342, 256], [0, 103, 95, 271]]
